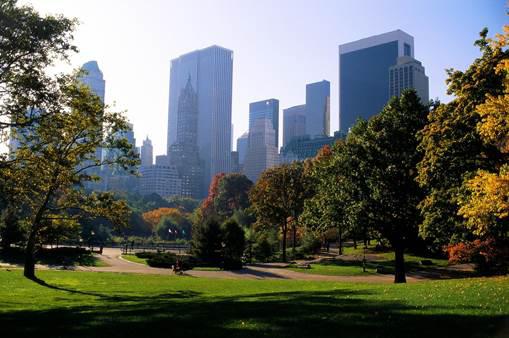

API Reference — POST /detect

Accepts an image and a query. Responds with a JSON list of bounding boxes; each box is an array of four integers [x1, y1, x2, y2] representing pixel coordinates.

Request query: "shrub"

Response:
[[445, 238, 509, 275], [145, 252, 193, 270], [222, 219, 245, 270], [299, 232, 322, 255], [191, 218, 222, 266]]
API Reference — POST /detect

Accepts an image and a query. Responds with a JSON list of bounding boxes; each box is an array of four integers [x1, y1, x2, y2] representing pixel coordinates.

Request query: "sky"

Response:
[[22, 0, 508, 156]]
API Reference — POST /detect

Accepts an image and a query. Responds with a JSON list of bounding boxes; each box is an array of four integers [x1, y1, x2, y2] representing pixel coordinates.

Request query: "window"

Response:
[[404, 43, 411, 56]]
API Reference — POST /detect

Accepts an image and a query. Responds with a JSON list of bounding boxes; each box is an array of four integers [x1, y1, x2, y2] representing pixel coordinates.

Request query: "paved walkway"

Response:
[[78, 248, 420, 283]]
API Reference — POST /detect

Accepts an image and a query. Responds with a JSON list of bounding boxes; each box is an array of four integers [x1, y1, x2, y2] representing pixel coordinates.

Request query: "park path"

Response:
[[79, 248, 423, 283]]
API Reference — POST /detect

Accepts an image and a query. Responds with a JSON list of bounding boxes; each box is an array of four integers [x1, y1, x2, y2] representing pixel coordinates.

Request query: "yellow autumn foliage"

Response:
[[459, 25, 509, 236], [458, 165, 509, 236]]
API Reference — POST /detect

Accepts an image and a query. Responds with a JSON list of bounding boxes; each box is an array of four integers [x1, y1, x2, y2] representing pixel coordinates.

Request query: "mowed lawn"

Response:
[[0, 269, 507, 338]]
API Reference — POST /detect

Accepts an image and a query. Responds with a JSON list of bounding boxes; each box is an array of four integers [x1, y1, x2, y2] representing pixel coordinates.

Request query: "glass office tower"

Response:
[[338, 30, 414, 133]]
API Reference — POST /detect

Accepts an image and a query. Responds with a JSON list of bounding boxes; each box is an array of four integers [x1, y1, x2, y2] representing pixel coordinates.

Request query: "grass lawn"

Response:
[[121, 254, 148, 265], [288, 262, 377, 276], [0, 269, 507, 338]]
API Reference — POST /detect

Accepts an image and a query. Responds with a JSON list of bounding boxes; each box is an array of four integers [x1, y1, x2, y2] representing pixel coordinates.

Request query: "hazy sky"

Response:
[[23, 0, 507, 155]]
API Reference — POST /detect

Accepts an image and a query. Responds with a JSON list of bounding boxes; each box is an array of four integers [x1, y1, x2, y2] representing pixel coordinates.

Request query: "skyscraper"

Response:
[[243, 118, 279, 182], [389, 56, 429, 103], [283, 104, 306, 147], [249, 99, 279, 149], [236, 132, 249, 167], [80, 61, 105, 103], [168, 76, 202, 198], [339, 30, 414, 133], [79, 61, 106, 191], [167, 45, 233, 195], [140, 136, 153, 167], [306, 80, 330, 137]]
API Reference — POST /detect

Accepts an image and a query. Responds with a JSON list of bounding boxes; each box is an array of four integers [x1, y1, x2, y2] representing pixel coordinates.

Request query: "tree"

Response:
[[362, 90, 428, 283], [417, 28, 508, 250], [221, 219, 245, 270], [4, 74, 137, 279], [250, 163, 311, 261], [155, 210, 192, 240], [0, 0, 77, 141], [214, 173, 253, 217], [142, 207, 181, 233], [191, 218, 222, 265], [199, 173, 225, 219], [457, 26, 509, 242]]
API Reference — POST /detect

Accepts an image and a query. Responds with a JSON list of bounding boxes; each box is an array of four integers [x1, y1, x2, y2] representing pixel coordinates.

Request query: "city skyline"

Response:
[[16, 0, 508, 156]]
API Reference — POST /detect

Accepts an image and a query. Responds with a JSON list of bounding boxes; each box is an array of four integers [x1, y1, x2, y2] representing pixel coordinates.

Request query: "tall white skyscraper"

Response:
[[140, 136, 153, 167], [167, 45, 233, 195]]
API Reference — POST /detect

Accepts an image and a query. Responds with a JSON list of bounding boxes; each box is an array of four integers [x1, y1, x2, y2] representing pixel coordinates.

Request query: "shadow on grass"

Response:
[[0, 277, 507, 338], [0, 247, 101, 267]]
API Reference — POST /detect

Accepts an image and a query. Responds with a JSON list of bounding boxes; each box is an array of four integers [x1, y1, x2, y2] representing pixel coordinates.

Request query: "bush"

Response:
[[222, 220, 245, 270], [252, 230, 278, 262], [145, 252, 193, 270], [191, 218, 223, 266], [445, 238, 509, 275], [299, 232, 322, 255]]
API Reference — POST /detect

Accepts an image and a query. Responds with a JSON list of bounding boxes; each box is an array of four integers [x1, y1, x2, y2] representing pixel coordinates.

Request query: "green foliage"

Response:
[[221, 219, 245, 270], [155, 212, 192, 241], [417, 28, 509, 249], [0, 0, 78, 134], [250, 162, 312, 261], [214, 173, 253, 217], [190, 218, 222, 265], [299, 231, 322, 255]]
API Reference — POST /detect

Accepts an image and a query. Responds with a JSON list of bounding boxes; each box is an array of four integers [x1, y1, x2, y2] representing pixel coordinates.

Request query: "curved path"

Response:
[[79, 248, 423, 283]]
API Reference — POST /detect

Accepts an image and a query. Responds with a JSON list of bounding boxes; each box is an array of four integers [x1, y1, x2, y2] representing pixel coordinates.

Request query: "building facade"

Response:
[[236, 132, 249, 168], [339, 30, 414, 133], [389, 56, 429, 104], [283, 104, 306, 148], [249, 99, 279, 149], [80, 61, 105, 103], [140, 136, 153, 167], [243, 118, 279, 182], [167, 45, 233, 196], [306, 80, 330, 137], [139, 164, 182, 198], [168, 76, 203, 198], [280, 132, 344, 163]]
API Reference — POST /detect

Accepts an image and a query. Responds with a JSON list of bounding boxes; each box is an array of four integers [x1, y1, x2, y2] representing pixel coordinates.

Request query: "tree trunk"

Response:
[[292, 224, 296, 253], [337, 225, 343, 255], [394, 244, 406, 283], [24, 228, 37, 280], [282, 220, 287, 262], [353, 236, 357, 249]]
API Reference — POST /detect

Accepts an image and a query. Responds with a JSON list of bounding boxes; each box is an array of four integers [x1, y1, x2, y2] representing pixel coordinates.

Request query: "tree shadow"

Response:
[[1, 281, 507, 338]]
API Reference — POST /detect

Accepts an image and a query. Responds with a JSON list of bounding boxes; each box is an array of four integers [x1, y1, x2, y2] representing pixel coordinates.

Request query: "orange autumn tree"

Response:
[[142, 208, 182, 232]]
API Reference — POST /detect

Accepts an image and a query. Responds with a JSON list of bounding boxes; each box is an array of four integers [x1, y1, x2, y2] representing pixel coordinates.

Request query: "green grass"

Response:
[[0, 269, 507, 338], [288, 262, 377, 276], [121, 254, 148, 265]]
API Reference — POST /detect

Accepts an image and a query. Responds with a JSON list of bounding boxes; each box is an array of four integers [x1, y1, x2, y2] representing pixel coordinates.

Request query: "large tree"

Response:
[[417, 28, 508, 250], [214, 173, 253, 217], [0, 0, 77, 138], [250, 163, 311, 261], [5, 74, 138, 279], [362, 90, 428, 283]]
